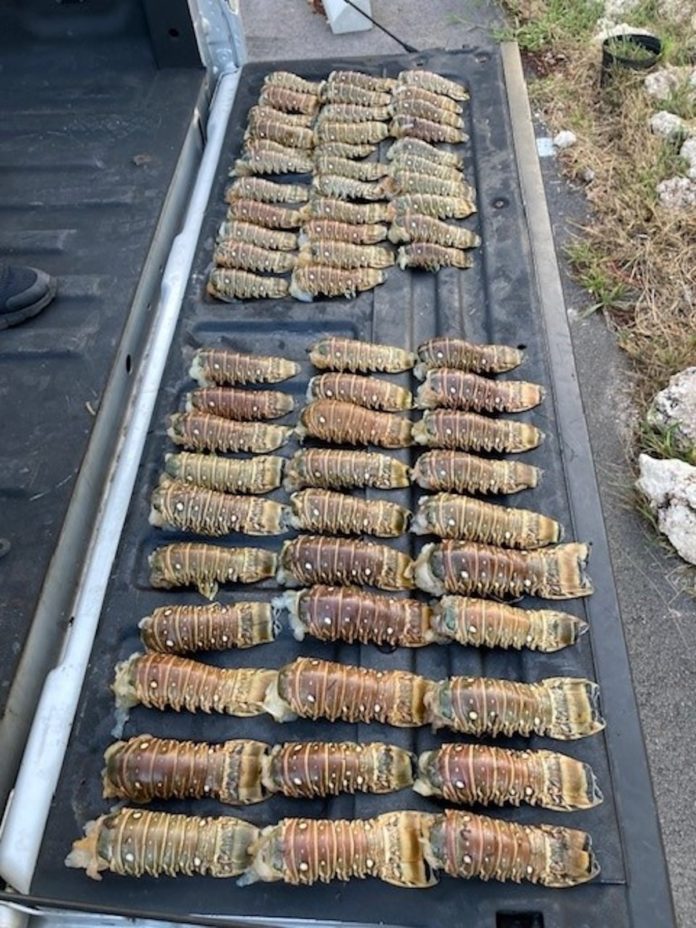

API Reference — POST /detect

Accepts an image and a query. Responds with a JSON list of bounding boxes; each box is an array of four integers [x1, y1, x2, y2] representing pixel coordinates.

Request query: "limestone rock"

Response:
[[650, 110, 688, 141], [644, 65, 694, 101], [636, 454, 696, 565], [656, 176, 696, 209], [604, 0, 640, 18], [680, 137, 696, 181], [553, 130, 577, 150], [648, 367, 696, 452]]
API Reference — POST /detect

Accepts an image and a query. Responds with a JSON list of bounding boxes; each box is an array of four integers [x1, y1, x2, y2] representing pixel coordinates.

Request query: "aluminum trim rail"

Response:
[[0, 68, 241, 897]]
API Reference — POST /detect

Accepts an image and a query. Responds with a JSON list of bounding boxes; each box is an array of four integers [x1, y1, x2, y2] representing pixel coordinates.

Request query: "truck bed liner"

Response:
[[9, 49, 673, 928]]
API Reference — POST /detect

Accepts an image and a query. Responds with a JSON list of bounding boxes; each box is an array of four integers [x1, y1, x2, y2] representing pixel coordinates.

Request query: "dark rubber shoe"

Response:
[[0, 264, 57, 330]]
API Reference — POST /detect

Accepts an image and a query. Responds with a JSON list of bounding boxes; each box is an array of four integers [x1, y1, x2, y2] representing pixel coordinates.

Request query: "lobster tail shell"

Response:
[[430, 597, 587, 652], [414, 744, 602, 812], [282, 584, 433, 647], [288, 488, 409, 537], [139, 601, 278, 654], [411, 450, 540, 495], [425, 675, 605, 740], [425, 810, 599, 888], [414, 542, 592, 600], [278, 535, 414, 590], [284, 448, 410, 491], [102, 736, 267, 805], [268, 657, 431, 727], [411, 494, 562, 548], [112, 652, 276, 718], [164, 452, 285, 495], [66, 808, 259, 880], [261, 741, 414, 798]]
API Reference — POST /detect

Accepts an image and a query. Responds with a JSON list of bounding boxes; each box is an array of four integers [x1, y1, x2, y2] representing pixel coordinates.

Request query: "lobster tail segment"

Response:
[[544, 677, 605, 740]]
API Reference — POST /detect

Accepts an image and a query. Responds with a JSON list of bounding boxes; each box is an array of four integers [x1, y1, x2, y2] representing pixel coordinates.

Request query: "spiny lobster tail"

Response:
[[543, 677, 606, 740], [411, 494, 563, 548], [114, 652, 276, 717], [138, 601, 278, 654], [261, 741, 415, 798], [429, 597, 587, 652], [101, 735, 268, 805], [66, 809, 259, 880], [413, 743, 602, 812], [425, 810, 599, 887]]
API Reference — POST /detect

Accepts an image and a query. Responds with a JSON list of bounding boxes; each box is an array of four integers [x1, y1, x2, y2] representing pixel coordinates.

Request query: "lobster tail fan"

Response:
[[544, 677, 605, 740], [534, 543, 593, 599], [536, 823, 600, 888], [539, 749, 604, 812]]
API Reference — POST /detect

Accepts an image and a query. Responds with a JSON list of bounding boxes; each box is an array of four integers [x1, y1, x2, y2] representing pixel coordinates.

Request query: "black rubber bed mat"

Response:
[[21, 50, 671, 927], [0, 1, 204, 716]]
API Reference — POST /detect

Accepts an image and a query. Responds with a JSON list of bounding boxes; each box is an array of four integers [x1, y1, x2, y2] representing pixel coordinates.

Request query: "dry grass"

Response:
[[499, 0, 696, 462]]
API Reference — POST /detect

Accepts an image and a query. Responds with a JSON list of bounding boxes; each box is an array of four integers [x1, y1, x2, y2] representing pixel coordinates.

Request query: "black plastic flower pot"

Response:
[[601, 32, 662, 84]]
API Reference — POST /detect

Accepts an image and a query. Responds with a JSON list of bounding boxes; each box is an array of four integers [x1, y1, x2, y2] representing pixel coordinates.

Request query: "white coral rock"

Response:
[[553, 130, 577, 150], [656, 176, 696, 209], [650, 110, 687, 141], [636, 455, 696, 565], [648, 367, 696, 451]]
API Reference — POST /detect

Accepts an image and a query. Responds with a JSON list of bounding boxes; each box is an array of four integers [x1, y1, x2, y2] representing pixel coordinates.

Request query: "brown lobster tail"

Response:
[[414, 337, 523, 378], [241, 813, 436, 888], [112, 652, 276, 718], [186, 387, 294, 421], [425, 810, 599, 888], [265, 657, 431, 727], [149, 480, 290, 536], [414, 744, 602, 812], [430, 597, 587, 652], [279, 585, 433, 647], [149, 543, 279, 598], [139, 601, 277, 653], [189, 347, 300, 386], [66, 808, 259, 880], [414, 542, 593, 600], [411, 450, 540, 495], [308, 336, 416, 373], [298, 400, 412, 448], [415, 369, 544, 413], [411, 494, 562, 548], [425, 675, 605, 740], [288, 488, 409, 537], [307, 373, 413, 412], [412, 410, 542, 454], [262, 741, 414, 798], [284, 448, 410, 490], [168, 412, 293, 454], [102, 736, 268, 805], [277, 535, 415, 590], [164, 452, 285, 495]]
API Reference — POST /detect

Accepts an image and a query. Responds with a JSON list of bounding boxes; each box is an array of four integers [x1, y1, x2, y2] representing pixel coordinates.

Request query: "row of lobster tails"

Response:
[[113, 653, 604, 741], [100, 733, 602, 812], [68, 806, 598, 889]]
